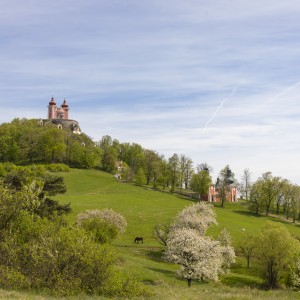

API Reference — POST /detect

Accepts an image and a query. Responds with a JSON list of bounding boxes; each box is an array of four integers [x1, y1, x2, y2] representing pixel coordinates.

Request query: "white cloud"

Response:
[[0, 0, 300, 183]]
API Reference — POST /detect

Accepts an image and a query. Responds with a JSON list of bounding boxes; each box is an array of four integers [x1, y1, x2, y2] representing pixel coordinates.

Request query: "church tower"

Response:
[[48, 96, 57, 119], [61, 99, 69, 119]]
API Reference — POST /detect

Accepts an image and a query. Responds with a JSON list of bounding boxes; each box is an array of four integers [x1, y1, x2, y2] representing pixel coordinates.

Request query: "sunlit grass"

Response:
[[8, 168, 298, 299]]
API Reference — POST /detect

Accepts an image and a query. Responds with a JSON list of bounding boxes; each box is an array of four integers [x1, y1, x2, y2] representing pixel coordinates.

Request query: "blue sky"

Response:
[[1, 0, 300, 184]]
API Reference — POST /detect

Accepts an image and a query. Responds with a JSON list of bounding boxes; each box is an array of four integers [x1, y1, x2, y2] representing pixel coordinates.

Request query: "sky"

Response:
[[1, 0, 300, 184]]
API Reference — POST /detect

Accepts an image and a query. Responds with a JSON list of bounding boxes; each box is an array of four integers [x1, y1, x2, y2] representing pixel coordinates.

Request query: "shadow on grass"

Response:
[[146, 249, 164, 262], [142, 279, 158, 286], [147, 267, 176, 277], [221, 274, 261, 288], [233, 210, 262, 217]]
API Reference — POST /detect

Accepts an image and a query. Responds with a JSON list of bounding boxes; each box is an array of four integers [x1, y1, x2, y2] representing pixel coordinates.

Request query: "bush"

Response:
[[77, 208, 127, 234], [81, 218, 119, 244], [0, 212, 144, 297], [0, 266, 30, 290], [46, 163, 70, 172]]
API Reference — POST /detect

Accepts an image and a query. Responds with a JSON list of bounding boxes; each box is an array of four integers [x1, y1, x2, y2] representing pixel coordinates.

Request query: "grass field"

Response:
[[2, 168, 300, 299]]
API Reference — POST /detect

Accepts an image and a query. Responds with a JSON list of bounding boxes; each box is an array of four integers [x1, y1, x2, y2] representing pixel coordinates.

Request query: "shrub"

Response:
[[77, 208, 127, 234], [46, 163, 70, 172], [0, 212, 144, 297], [81, 218, 119, 244]]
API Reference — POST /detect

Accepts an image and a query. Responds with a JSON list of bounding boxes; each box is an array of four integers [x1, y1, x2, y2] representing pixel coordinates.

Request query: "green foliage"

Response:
[[238, 233, 256, 268], [0, 119, 102, 169], [46, 163, 70, 172], [77, 208, 127, 236], [0, 208, 145, 297], [40, 174, 67, 196], [0, 266, 30, 290], [254, 221, 300, 289], [81, 218, 119, 244], [0, 164, 70, 220], [190, 169, 212, 199], [0, 185, 26, 231], [35, 198, 71, 219], [135, 168, 146, 186]]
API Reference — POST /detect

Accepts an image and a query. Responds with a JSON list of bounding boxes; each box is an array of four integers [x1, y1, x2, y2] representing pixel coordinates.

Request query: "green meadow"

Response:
[[2, 168, 300, 300]]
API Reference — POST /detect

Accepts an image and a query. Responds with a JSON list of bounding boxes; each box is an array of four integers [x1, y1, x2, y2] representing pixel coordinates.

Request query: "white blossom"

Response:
[[165, 228, 223, 282], [165, 203, 235, 286], [77, 208, 127, 233], [171, 202, 217, 235]]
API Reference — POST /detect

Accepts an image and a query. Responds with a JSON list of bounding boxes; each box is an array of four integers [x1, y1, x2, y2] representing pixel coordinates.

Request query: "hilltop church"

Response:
[[39, 96, 81, 134]]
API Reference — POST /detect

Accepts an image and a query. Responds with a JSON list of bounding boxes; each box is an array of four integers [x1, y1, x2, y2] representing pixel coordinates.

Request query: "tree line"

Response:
[[0, 118, 227, 195], [239, 169, 300, 221]]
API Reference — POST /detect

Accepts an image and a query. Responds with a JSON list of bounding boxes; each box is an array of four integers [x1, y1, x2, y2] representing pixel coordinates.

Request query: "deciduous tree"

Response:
[[255, 221, 300, 289], [165, 203, 235, 286], [190, 169, 212, 200]]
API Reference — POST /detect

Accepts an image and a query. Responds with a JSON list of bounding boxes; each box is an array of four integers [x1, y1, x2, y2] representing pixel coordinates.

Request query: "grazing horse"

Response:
[[134, 237, 143, 244]]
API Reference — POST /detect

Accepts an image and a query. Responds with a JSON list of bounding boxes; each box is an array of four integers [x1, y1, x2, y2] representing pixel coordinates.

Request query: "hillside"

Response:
[[47, 168, 300, 300]]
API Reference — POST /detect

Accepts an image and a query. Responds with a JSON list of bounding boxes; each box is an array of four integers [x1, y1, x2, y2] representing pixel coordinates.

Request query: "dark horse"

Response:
[[134, 237, 143, 244]]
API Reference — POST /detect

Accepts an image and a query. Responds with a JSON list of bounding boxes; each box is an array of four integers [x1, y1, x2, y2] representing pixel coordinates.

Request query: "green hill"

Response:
[[44, 168, 300, 300]]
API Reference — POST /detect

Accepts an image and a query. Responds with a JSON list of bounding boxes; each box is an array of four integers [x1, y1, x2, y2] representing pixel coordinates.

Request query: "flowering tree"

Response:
[[218, 228, 236, 274], [77, 209, 127, 234], [170, 202, 217, 235], [165, 228, 223, 287], [165, 203, 235, 286]]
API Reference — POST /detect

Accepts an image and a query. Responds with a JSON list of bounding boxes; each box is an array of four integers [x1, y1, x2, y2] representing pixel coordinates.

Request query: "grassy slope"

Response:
[[2, 168, 300, 299]]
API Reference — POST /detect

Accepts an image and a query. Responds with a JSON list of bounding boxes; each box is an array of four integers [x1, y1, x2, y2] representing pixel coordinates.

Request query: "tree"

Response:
[[77, 209, 127, 235], [238, 233, 256, 268], [178, 155, 193, 191], [2, 166, 71, 219], [40, 128, 66, 163], [157, 157, 169, 190], [257, 172, 283, 216], [183, 157, 193, 190], [143, 149, 160, 185], [196, 162, 213, 174], [289, 184, 300, 222], [99, 136, 118, 173], [216, 177, 227, 208], [190, 169, 212, 200], [165, 203, 235, 286], [218, 228, 236, 274], [171, 202, 217, 235], [255, 221, 300, 289], [275, 178, 289, 215], [165, 228, 223, 287], [135, 168, 146, 186], [168, 153, 180, 193], [153, 223, 170, 246], [219, 165, 236, 183], [239, 168, 252, 201], [248, 180, 263, 215], [217, 165, 236, 208]]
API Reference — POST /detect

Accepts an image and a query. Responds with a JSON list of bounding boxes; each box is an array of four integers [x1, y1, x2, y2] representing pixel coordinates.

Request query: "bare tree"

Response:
[[240, 168, 252, 201]]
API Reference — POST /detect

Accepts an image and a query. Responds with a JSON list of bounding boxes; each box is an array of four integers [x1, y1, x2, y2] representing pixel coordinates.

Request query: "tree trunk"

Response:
[[266, 205, 270, 216], [187, 278, 192, 287]]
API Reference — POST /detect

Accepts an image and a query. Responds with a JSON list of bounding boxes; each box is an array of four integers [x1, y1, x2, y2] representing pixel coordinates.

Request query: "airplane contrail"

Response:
[[203, 85, 239, 131], [264, 80, 300, 106]]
